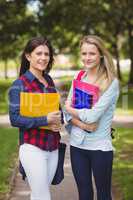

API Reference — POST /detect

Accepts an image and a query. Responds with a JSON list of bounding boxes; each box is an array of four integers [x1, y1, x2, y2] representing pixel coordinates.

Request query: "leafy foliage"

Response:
[[0, 0, 133, 83]]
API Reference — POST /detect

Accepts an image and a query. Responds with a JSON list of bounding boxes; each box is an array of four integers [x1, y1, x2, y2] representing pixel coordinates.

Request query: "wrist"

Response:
[[80, 122, 86, 130], [69, 107, 78, 118], [67, 106, 72, 113]]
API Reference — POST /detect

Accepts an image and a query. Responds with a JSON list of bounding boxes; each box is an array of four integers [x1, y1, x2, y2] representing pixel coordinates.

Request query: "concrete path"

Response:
[[0, 114, 133, 200], [1, 114, 133, 128], [112, 115, 133, 128]]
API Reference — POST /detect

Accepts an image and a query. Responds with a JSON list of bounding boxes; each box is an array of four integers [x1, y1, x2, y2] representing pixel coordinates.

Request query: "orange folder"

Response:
[[20, 92, 60, 129]]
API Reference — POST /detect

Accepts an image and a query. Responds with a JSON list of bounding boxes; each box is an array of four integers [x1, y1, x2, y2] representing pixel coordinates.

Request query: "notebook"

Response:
[[20, 92, 60, 129], [72, 79, 100, 109]]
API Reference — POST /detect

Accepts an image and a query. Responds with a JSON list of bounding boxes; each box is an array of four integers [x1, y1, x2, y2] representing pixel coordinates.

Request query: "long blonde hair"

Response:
[[80, 35, 117, 92]]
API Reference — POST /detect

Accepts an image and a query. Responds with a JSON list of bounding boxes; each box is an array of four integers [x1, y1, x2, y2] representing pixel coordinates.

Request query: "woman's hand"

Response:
[[47, 111, 62, 132], [71, 117, 98, 132], [64, 100, 71, 112], [82, 122, 98, 132], [48, 123, 62, 132], [65, 101, 78, 118], [47, 111, 61, 125]]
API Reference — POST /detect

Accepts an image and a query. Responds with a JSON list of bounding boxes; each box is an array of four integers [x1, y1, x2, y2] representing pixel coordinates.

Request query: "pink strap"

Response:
[[76, 70, 85, 81]]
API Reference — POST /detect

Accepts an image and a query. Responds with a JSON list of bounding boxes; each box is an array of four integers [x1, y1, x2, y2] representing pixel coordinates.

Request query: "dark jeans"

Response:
[[70, 146, 113, 200]]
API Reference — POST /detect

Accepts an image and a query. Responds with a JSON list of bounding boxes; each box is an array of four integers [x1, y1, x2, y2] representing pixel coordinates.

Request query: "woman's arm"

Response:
[[9, 79, 59, 129], [65, 79, 119, 123], [71, 117, 98, 132]]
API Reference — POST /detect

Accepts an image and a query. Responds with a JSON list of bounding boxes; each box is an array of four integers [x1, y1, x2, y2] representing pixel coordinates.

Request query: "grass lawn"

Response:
[[116, 88, 133, 115], [113, 128, 133, 200], [0, 60, 18, 72], [0, 79, 15, 115], [0, 127, 18, 196], [0, 72, 133, 115]]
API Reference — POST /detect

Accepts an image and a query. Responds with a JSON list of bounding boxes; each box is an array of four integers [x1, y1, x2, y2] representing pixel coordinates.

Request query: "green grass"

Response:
[[113, 128, 133, 200], [116, 70, 133, 115], [0, 127, 18, 194], [0, 72, 133, 115], [0, 79, 15, 114], [116, 88, 133, 115], [120, 70, 130, 85], [0, 60, 18, 71]]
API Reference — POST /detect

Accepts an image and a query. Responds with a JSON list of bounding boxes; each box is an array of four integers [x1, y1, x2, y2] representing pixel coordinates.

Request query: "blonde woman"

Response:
[[65, 35, 119, 200]]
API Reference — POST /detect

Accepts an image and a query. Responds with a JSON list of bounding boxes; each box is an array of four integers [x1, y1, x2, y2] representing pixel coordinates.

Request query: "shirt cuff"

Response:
[[63, 111, 72, 124], [38, 116, 48, 126], [77, 109, 85, 122]]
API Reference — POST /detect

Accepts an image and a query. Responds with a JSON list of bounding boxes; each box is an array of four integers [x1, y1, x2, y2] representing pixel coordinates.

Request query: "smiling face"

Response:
[[80, 42, 101, 72], [26, 45, 50, 72]]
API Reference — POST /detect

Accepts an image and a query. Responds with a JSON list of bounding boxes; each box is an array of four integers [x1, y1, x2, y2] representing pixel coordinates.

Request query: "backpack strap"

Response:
[[76, 70, 86, 81]]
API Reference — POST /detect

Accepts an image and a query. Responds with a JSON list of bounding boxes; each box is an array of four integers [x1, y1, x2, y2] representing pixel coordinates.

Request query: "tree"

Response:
[[123, 0, 133, 85], [105, 0, 133, 84], [0, 0, 36, 78], [37, 0, 133, 84]]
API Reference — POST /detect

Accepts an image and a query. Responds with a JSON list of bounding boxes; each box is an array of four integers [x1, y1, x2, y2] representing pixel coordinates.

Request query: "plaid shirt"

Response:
[[9, 71, 61, 151]]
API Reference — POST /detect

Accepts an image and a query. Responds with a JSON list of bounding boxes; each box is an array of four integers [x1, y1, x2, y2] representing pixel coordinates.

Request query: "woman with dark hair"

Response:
[[19, 37, 54, 76], [9, 37, 62, 200]]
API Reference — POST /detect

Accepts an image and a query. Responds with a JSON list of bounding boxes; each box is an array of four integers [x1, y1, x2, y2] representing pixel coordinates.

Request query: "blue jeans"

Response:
[[70, 146, 113, 200]]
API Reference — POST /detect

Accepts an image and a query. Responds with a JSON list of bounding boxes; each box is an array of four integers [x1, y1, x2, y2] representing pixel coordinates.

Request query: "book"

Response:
[[20, 92, 60, 129], [72, 79, 100, 109]]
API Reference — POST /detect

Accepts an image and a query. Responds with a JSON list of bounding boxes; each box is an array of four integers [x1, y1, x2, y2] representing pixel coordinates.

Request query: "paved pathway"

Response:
[[1, 114, 133, 128], [112, 115, 133, 128], [0, 114, 133, 200]]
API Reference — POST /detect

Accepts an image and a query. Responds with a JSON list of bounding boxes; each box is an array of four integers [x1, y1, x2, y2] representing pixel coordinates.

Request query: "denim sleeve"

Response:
[[64, 82, 73, 123], [77, 79, 119, 123], [8, 79, 48, 129]]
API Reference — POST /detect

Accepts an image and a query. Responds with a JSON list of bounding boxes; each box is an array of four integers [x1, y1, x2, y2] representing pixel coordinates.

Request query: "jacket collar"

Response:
[[24, 70, 38, 82]]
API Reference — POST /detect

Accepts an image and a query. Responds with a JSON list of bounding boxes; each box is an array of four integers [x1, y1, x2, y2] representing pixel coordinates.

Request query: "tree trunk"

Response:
[[128, 23, 133, 85], [16, 65, 19, 77], [15, 59, 19, 77], [128, 59, 133, 86], [114, 43, 122, 80], [116, 57, 121, 80], [4, 60, 8, 79]]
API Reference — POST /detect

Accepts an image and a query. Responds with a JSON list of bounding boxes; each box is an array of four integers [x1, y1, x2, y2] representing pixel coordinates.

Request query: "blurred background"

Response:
[[0, 0, 133, 200]]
